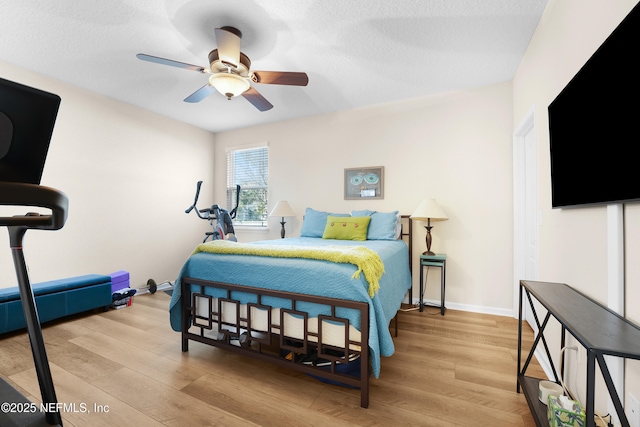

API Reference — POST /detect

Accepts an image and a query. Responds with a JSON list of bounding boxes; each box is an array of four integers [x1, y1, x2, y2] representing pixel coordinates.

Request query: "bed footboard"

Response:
[[180, 277, 371, 408]]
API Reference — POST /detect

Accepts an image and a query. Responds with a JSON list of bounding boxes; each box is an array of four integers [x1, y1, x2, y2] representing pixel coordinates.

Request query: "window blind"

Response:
[[226, 145, 269, 226]]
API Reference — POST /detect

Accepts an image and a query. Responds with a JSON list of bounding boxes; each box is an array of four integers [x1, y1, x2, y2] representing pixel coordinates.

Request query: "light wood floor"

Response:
[[0, 292, 545, 426]]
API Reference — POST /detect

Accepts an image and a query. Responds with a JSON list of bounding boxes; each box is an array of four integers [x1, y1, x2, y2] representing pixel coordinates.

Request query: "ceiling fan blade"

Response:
[[136, 53, 206, 73], [242, 86, 273, 112], [184, 84, 217, 103], [215, 27, 242, 68], [252, 71, 309, 86]]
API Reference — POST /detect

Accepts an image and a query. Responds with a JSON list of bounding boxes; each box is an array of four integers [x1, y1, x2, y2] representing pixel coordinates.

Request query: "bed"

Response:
[[168, 209, 412, 408]]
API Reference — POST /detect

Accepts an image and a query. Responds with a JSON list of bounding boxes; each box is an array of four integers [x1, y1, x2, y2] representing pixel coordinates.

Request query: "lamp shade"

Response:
[[208, 73, 250, 99], [269, 200, 296, 218], [410, 199, 448, 222]]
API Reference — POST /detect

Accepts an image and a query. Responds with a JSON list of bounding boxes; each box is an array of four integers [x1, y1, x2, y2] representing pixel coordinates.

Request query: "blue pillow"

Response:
[[300, 208, 349, 237], [351, 209, 374, 217], [368, 210, 400, 240]]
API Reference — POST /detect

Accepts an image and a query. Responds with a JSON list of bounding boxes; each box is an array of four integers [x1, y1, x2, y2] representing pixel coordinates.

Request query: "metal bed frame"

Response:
[[181, 277, 371, 407], [179, 215, 412, 409]]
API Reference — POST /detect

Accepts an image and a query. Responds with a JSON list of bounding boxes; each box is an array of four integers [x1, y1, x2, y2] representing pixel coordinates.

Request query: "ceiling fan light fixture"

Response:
[[208, 73, 250, 99]]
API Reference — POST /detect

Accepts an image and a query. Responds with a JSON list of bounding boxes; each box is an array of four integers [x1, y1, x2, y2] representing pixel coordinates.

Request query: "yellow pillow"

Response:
[[322, 216, 371, 241]]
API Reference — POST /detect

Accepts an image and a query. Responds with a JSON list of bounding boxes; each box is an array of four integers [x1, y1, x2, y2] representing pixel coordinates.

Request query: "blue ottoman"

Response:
[[0, 274, 112, 334]]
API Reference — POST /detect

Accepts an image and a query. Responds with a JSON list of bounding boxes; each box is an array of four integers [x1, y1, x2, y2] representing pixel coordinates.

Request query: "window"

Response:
[[226, 145, 269, 227]]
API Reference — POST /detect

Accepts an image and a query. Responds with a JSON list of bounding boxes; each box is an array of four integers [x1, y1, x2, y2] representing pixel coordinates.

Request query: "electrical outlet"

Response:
[[630, 393, 640, 427]]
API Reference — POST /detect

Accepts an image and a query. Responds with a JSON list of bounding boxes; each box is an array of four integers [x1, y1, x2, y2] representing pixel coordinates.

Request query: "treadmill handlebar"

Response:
[[0, 182, 69, 230]]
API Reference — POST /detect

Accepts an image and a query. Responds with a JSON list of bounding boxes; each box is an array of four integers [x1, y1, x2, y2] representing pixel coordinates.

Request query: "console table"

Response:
[[517, 280, 640, 427]]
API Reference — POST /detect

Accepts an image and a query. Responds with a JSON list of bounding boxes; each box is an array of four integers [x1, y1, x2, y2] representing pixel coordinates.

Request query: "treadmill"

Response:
[[0, 77, 67, 426]]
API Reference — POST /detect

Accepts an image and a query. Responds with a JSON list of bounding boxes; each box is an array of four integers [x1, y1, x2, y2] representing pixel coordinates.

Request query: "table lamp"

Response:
[[269, 200, 296, 238], [410, 199, 448, 255]]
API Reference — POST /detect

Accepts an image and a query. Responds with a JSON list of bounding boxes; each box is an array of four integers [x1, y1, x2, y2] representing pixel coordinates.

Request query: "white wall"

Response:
[[214, 82, 515, 315], [0, 61, 216, 289], [513, 0, 640, 419]]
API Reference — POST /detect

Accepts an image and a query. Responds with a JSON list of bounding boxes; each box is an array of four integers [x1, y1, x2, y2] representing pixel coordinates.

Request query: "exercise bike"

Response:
[[185, 181, 241, 243], [146, 181, 240, 295]]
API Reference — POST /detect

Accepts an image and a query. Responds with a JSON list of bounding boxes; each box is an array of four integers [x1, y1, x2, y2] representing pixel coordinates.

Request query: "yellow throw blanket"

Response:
[[193, 240, 385, 297]]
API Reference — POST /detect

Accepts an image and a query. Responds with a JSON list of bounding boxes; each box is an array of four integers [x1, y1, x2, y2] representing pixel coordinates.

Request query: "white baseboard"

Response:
[[534, 347, 554, 381], [408, 297, 514, 318]]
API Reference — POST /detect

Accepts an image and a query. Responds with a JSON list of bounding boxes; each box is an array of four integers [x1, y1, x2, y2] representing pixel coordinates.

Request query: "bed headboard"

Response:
[[400, 214, 412, 273]]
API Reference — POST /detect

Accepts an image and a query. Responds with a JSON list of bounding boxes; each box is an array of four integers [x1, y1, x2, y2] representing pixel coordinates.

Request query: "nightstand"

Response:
[[419, 254, 447, 314]]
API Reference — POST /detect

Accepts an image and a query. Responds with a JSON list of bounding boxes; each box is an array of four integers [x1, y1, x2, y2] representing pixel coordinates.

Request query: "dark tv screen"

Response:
[[0, 77, 61, 185], [548, 2, 639, 208]]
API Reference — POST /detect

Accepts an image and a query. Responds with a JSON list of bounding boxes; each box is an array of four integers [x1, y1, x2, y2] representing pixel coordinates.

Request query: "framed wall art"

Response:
[[344, 166, 384, 200]]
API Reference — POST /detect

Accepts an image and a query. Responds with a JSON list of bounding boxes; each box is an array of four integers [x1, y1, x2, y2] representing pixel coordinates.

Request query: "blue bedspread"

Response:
[[168, 237, 411, 378]]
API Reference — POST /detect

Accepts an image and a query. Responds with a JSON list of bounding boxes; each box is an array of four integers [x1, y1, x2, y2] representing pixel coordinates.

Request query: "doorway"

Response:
[[513, 107, 538, 326]]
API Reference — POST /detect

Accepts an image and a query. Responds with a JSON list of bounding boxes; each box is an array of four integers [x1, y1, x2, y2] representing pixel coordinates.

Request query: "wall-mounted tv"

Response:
[[548, 2, 639, 208]]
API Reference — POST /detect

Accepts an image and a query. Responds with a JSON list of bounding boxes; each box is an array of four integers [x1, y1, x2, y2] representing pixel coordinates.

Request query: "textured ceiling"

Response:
[[0, 0, 547, 133]]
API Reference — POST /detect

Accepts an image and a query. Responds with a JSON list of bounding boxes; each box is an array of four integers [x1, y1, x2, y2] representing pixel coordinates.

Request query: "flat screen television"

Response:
[[548, 2, 640, 208]]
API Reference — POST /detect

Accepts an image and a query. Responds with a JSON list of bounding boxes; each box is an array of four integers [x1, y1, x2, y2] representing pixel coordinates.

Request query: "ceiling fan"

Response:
[[137, 26, 309, 112]]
